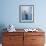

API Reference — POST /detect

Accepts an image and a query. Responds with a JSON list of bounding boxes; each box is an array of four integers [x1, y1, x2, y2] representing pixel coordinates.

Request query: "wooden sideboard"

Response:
[[2, 30, 45, 46]]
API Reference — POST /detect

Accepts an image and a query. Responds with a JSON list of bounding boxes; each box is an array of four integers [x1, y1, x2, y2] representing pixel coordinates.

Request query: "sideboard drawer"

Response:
[[24, 32, 44, 36], [3, 32, 23, 36], [32, 36, 45, 44]]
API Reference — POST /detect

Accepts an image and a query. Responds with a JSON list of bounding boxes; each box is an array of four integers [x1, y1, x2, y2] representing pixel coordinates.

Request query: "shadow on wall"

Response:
[[0, 24, 7, 43]]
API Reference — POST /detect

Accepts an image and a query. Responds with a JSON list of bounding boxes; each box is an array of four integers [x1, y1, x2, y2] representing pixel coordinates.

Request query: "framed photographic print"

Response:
[[19, 5, 34, 23]]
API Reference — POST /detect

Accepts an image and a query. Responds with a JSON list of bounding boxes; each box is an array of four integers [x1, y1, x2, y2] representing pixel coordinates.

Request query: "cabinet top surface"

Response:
[[3, 29, 45, 33]]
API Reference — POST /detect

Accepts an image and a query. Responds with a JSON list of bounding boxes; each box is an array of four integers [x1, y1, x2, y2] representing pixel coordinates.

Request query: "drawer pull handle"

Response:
[[9, 38, 12, 40], [32, 39, 36, 40], [9, 38, 13, 40]]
